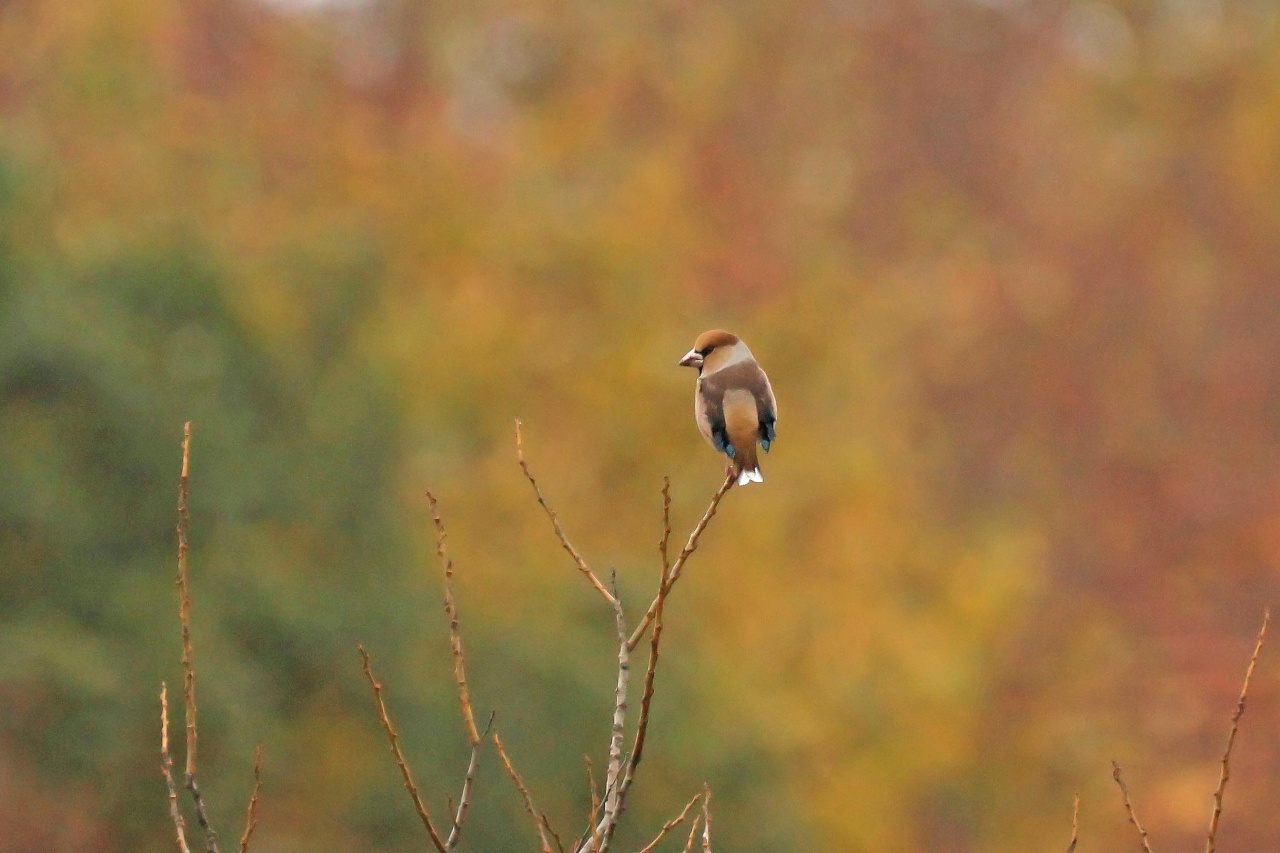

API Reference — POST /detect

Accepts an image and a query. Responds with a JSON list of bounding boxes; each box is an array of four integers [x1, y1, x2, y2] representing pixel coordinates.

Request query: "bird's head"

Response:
[[679, 329, 741, 372]]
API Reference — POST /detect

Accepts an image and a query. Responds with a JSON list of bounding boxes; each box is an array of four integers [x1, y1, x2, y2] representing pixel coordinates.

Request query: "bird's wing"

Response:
[[754, 367, 777, 450], [696, 376, 731, 455], [702, 360, 777, 452]]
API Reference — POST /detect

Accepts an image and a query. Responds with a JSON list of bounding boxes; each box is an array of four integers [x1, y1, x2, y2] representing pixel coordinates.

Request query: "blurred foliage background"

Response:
[[3, 0, 1280, 850]]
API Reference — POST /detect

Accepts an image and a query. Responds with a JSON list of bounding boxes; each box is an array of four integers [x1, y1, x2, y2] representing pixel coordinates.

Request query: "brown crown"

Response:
[[691, 329, 741, 352]]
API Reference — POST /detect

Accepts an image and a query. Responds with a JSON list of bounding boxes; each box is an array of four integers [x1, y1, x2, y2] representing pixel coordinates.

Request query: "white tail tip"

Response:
[[737, 468, 764, 486]]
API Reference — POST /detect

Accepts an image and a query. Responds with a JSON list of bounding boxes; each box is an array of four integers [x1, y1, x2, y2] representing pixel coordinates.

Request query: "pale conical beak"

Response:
[[679, 349, 703, 368]]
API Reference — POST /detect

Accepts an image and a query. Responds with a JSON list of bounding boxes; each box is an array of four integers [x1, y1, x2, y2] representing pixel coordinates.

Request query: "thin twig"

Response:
[[238, 746, 263, 853], [161, 682, 192, 853], [358, 644, 448, 852], [515, 419, 616, 605], [1206, 609, 1269, 853], [582, 757, 603, 853], [543, 814, 567, 853], [700, 785, 712, 852], [492, 729, 554, 853], [618, 481, 674, 808], [177, 424, 197, 782], [176, 423, 219, 853], [186, 778, 218, 853], [1066, 794, 1079, 853], [627, 472, 734, 652], [428, 491, 481, 746], [426, 490, 487, 850], [637, 791, 703, 853], [681, 815, 701, 853], [1111, 761, 1154, 853], [659, 476, 672, 578]]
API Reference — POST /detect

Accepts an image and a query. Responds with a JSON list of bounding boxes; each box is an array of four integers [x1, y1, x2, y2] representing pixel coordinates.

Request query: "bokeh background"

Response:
[[4, 0, 1280, 850]]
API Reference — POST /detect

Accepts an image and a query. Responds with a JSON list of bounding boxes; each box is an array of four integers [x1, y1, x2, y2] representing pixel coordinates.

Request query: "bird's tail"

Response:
[[734, 444, 763, 486]]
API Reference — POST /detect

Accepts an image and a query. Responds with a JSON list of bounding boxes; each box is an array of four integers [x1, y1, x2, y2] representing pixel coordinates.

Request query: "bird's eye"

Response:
[[699, 346, 714, 357]]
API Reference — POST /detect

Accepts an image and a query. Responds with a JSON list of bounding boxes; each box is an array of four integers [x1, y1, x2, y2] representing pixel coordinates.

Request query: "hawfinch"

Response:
[[679, 329, 777, 486]]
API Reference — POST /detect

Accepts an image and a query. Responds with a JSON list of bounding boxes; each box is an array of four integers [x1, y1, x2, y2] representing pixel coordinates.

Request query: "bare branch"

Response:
[[492, 729, 554, 853], [1206, 608, 1269, 853], [446, 712, 494, 850], [161, 682, 192, 853], [627, 473, 734, 652], [659, 476, 672, 578], [681, 815, 701, 853], [582, 757, 602, 853], [700, 785, 713, 852], [177, 423, 197, 782], [1066, 794, 1078, 853], [357, 644, 448, 852], [175, 423, 219, 853], [425, 490, 489, 849], [1111, 761, 1154, 853], [637, 791, 703, 853], [596, 574, 630, 850], [238, 746, 263, 853], [618, 480, 675, 809], [427, 491, 481, 746], [515, 419, 616, 606], [543, 815, 567, 853], [186, 777, 219, 852]]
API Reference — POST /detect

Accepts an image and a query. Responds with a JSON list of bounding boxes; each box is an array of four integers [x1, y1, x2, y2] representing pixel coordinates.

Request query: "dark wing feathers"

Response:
[[754, 373, 777, 451], [699, 360, 776, 455], [696, 377, 731, 454]]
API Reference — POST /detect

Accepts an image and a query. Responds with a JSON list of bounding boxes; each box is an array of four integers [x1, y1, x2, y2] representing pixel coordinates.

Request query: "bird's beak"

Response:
[[679, 349, 703, 368]]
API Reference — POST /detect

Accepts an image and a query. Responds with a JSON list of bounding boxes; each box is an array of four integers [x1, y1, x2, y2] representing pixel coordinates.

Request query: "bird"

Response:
[[679, 329, 777, 486]]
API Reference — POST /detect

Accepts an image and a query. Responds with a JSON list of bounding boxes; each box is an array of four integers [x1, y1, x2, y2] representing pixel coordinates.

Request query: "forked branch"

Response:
[[160, 682, 192, 853], [637, 791, 702, 853], [627, 472, 734, 652], [359, 425, 735, 852]]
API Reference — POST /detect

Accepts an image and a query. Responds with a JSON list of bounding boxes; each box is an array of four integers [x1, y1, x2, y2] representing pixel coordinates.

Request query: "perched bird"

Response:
[[679, 329, 777, 486]]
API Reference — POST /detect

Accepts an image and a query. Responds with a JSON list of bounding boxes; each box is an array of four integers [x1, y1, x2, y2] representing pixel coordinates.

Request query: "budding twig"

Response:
[[1205, 609, 1269, 853], [1111, 761, 1154, 853], [176, 423, 219, 853], [161, 682, 192, 853], [681, 814, 702, 853], [515, 419, 616, 606], [238, 746, 263, 853], [426, 490, 489, 850], [358, 644, 448, 852], [637, 791, 703, 853], [492, 729, 555, 853]]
